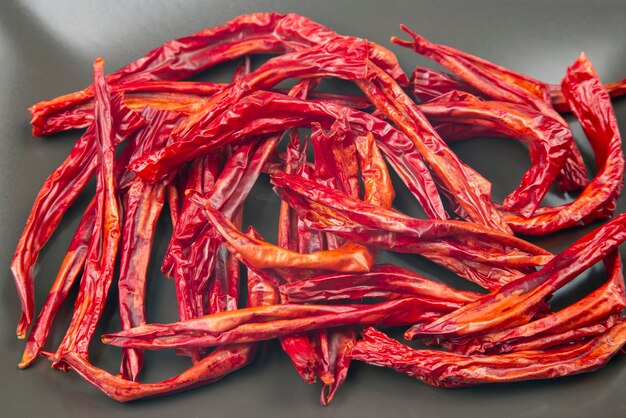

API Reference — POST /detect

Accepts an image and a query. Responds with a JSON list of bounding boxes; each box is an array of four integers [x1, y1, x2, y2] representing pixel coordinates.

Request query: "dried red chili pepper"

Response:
[[272, 172, 551, 290], [117, 109, 184, 380], [393, 26, 589, 192], [407, 213, 626, 341], [11, 95, 143, 339], [350, 324, 626, 387], [48, 58, 122, 367], [412, 66, 626, 114], [18, 199, 96, 368], [280, 264, 481, 305], [30, 13, 406, 136], [418, 95, 571, 216], [101, 297, 462, 350], [501, 53, 625, 235]]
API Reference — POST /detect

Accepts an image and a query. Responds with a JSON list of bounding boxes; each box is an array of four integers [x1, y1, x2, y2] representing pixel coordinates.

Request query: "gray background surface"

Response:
[[1, 0, 626, 417]]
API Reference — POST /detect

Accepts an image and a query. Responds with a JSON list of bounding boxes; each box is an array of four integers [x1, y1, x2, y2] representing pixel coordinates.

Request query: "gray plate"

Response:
[[1, 0, 626, 417]]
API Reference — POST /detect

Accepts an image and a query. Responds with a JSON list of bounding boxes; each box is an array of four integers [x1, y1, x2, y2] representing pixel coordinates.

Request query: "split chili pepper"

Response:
[[350, 324, 626, 387]]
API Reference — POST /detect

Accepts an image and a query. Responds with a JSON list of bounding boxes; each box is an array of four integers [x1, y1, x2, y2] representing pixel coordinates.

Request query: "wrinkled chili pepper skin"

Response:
[[407, 213, 626, 341], [272, 172, 551, 290], [101, 297, 462, 350], [418, 97, 571, 217], [118, 108, 184, 380], [11, 95, 144, 339], [49, 59, 122, 368], [502, 54, 625, 235], [280, 264, 481, 304], [392, 25, 589, 192], [351, 324, 626, 388]]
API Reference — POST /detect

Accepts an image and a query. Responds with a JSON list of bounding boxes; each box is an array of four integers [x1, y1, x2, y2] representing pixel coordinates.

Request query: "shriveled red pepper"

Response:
[[272, 172, 551, 290], [49, 58, 123, 368], [280, 264, 481, 305], [407, 213, 626, 341], [418, 93, 571, 216], [11, 95, 143, 339], [101, 297, 463, 350], [501, 53, 625, 235], [350, 324, 626, 387], [117, 108, 184, 380], [393, 26, 589, 192]]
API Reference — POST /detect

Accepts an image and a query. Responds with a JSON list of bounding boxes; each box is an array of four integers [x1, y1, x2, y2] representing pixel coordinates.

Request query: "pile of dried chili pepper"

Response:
[[12, 12, 626, 404]]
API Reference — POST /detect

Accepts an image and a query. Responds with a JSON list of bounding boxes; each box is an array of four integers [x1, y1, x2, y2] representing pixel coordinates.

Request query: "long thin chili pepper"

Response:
[[101, 297, 462, 350], [48, 58, 122, 368], [30, 13, 406, 136], [11, 95, 143, 339], [272, 172, 551, 289], [350, 324, 626, 387], [117, 109, 184, 380], [412, 66, 626, 113], [407, 213, 626, 340], [280, 264, 481, 304]]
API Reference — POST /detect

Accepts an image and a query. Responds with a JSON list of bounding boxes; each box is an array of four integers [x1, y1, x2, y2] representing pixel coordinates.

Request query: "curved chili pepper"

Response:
[[501, 53, 624, 234], [350, 324, 626, 387], [393, 26, 588, 192], [30, 13, 406, 136], [418, 94, 571, 216]]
